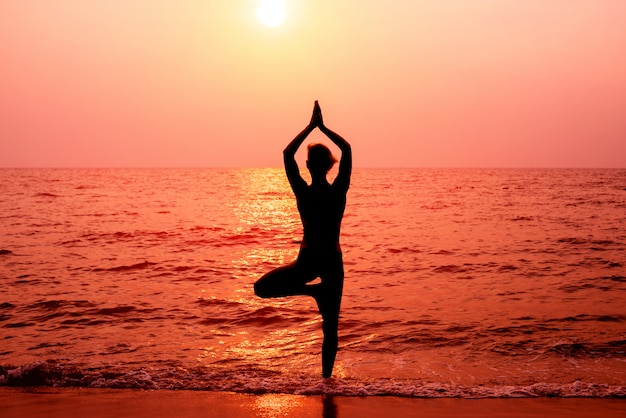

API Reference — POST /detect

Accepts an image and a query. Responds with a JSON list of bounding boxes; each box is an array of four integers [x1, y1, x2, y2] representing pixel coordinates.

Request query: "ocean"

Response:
[[1, 168, 625, 398]]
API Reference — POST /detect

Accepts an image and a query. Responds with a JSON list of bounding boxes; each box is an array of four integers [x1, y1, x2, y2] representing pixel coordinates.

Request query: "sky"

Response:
[[1, 0, 625, 168]]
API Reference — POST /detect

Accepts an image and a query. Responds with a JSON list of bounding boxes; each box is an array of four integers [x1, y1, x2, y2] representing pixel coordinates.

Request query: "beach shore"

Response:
[[2, 387, 624, 418]]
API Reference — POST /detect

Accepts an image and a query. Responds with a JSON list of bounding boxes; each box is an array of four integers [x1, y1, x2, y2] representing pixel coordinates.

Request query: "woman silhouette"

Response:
[[254, 101, 352, 378]]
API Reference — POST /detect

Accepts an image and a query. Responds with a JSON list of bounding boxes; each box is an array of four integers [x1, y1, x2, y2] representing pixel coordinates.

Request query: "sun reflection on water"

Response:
[[232, 247, 298, 271], [253, 394, 304, 418], [233, 168, 298, 228], [194, 168, 325, 373], [229, 168, 301, 280]]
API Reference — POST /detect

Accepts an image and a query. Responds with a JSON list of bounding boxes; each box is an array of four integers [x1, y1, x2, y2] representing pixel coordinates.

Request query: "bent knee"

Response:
[[254, 281, 269, 298]]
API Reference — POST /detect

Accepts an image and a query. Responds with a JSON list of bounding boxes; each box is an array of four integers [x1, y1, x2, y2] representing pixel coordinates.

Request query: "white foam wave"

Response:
[[1, 362, 624, 398]]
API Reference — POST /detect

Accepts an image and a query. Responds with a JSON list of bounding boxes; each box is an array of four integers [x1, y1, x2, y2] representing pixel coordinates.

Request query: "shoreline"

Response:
[[2, 387, 625, 418]]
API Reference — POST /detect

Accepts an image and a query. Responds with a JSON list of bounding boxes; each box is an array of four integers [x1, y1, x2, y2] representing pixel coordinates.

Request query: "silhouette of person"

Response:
[[254, 101, 352, 378]]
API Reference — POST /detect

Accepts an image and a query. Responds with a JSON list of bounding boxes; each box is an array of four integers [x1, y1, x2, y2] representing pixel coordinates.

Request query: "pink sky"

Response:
[[2, 1, 625, 168]]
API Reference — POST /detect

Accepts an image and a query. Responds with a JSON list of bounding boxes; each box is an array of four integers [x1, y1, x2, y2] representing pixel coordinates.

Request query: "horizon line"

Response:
[[1, 166, 625, 170]]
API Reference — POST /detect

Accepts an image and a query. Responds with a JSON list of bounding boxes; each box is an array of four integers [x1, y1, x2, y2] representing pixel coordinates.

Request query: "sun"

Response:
[[257, 0, 286, 28]]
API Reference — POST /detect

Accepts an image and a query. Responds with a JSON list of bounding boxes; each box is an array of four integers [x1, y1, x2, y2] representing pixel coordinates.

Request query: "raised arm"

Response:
[[318, 111, 352, 192], [283, 111, 317, 192]]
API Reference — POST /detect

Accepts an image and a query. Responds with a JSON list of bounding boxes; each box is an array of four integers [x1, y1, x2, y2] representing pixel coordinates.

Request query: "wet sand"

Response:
[[2, 387, 624, 418]]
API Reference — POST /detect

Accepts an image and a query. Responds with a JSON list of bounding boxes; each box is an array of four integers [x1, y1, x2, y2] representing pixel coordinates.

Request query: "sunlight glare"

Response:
[[257, 0, 286, 27], [254, 394, 302, 418]]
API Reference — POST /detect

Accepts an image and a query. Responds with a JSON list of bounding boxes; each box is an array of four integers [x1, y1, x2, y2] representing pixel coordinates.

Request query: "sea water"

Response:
[[1, 168, 625, 397]]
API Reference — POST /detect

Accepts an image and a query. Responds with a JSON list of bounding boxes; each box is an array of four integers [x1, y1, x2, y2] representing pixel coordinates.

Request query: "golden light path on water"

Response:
[[197, 168, 325, 373], [254, 393, 304, 418], [230, 168, 301, 279]]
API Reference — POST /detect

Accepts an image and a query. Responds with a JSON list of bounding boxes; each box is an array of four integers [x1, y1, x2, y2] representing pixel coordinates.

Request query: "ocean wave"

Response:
[[546, 314, 626, 323], [33, 192, 59, 198], [557, 237, 622, 247], [1, 361, 624, 398], [92, 261, 157, 272], [6, 300, 163, 329]]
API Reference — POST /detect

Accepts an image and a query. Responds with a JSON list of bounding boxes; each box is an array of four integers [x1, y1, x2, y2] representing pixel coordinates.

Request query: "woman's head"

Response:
[[307, 143, 337, 174]]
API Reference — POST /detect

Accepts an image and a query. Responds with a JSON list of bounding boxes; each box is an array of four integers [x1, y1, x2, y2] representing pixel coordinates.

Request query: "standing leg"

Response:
[[314, 270, 344, 378]]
